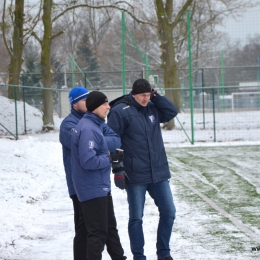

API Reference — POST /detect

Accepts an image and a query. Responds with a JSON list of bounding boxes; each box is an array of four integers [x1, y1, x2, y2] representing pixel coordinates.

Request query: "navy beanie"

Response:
[[132, 78, 151, 94], [86, 91, 108, 112], [69, 87, 89, 106]]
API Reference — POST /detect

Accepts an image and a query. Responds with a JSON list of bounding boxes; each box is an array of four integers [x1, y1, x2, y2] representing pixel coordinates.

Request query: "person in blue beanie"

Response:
[[107, 79, 178, 260], [60, 86, 89, 260], [71, 91, 126, 260]]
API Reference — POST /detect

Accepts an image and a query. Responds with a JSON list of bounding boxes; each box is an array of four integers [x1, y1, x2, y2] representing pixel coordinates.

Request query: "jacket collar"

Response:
[[71, 108, 85, 119], [109, 94, 130, 108], [84, 111, 105, 126]]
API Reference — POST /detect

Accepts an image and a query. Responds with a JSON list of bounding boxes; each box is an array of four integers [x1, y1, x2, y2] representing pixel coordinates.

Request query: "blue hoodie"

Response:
[[71, 112, 121, 202]]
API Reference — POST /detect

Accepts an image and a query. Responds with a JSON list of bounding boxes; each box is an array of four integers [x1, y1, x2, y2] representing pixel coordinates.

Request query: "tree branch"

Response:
[[171, 0, 193, 30], [2, 0, 13, 56], [52, 2, 156, 28], [51, 30, 64, 40], [31, 31, 42, 44]]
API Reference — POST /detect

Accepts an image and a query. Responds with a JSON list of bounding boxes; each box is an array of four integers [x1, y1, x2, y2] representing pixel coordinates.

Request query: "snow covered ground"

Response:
[[0, 96, 260, 260]]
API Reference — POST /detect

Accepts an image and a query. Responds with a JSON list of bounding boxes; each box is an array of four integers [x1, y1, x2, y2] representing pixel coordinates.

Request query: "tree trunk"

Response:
[[41, 0, 54, 131], [162, 36, 181, 130], [155, 0, 182, 130], [155, 0, 193, 130], [8, 0, 24, 100], [164, 60, 182, 130], [163, 36, 182, 111]]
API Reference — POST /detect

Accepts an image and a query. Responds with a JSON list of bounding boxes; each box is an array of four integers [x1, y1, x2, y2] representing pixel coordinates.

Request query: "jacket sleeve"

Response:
[[151, 95, 178, 123], [59, 117, 75, 149], [100, 123, 121, 153], [76, 127, 111, 171], [107, 109, 125, 138]]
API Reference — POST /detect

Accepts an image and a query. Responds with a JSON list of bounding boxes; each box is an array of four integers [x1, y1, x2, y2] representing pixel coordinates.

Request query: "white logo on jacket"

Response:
[[89, 141, 94, 149], [149, 115, 156, 124]]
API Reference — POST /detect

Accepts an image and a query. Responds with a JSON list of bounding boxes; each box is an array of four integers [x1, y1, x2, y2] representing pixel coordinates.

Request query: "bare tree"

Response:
[[3, 0, 257, 131], [1, 0, 42, 100], [31, 0, 134, 131], [122, 0, 259, 129], [96, 13, 160, 87]]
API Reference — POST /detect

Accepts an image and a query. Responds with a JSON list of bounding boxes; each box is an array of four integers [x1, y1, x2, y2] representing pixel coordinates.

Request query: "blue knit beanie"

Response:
[[68, 87, 89, 106]]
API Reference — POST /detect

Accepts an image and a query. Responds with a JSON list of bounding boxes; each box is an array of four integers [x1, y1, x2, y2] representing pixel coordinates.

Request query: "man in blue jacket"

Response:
[[59, 86, 89, 260], [60, 88, 124, 260], [107, 79, 178, 260], [71, 91, 126, 260]]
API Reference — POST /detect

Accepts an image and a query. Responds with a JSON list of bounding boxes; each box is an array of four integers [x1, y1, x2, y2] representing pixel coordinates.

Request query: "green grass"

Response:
[[167, 145, 260, 258]]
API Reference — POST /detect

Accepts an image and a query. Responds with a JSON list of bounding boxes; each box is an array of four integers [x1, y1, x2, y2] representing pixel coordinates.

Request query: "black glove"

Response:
[[150, 89, 159, 101], [112, 161, 130, 190], [110, 153, 124, 163]]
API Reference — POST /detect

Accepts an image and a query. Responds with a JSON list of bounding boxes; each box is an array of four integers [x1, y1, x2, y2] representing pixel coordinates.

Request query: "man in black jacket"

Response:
[[107, 78, 178, 260]]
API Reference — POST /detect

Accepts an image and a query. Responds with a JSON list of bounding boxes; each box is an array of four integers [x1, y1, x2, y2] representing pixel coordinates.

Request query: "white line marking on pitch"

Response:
[[175, 175, 260, 243]]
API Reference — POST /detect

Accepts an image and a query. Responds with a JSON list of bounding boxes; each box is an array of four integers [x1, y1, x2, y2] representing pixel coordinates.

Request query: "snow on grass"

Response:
[[167, 146, 260, 259], [0, 97, 260, 259]]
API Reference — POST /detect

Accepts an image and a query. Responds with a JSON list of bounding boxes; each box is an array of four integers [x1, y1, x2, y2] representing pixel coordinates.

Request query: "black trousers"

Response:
[[71, 195, 88, 260], [80, 192, 126, 260]]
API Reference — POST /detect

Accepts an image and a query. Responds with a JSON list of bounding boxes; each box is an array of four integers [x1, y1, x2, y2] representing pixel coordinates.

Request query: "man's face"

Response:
[[73, 99, 87, 113], [132, 92, 150, 107], [93, 102, 110, 119]]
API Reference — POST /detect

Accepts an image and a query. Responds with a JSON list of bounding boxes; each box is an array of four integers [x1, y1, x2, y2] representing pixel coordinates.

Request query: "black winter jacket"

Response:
[[107, 92, 178, 185]]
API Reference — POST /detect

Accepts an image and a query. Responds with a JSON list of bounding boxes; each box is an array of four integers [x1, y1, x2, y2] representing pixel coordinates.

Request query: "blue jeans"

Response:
[[126, 180, 176, 260]]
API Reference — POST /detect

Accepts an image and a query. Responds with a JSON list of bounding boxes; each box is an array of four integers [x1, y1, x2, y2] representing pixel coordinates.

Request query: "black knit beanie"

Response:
[[132, 78, 151, 94], [86, 91, 108, 112]]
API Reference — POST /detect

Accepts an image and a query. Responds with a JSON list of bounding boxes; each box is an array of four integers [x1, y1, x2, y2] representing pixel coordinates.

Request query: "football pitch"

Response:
[[166, 145, 260, 259]]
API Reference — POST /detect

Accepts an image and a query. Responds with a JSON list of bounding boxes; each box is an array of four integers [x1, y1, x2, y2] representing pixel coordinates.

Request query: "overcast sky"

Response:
[[218, 4, 260, 43]]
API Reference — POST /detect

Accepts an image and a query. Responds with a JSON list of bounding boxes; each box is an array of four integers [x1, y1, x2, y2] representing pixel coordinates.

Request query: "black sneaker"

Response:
[[158, 257, 173, 260]]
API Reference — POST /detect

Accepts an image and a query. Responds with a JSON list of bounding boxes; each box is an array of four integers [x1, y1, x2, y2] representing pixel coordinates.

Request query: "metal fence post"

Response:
[[220, 50, 225, 112], [201, 68, 206, 129], [212, 88, 216, 142], [22, 75, 27, 134], [121, 12, 126, 95], [187, 9, 194, 144], [14, 86, 18, 140], [257, 56, 260, 109]]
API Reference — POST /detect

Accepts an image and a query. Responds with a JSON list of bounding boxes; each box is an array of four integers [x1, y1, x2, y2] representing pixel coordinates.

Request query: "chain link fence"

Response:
[[0, 70, 259, 143]]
